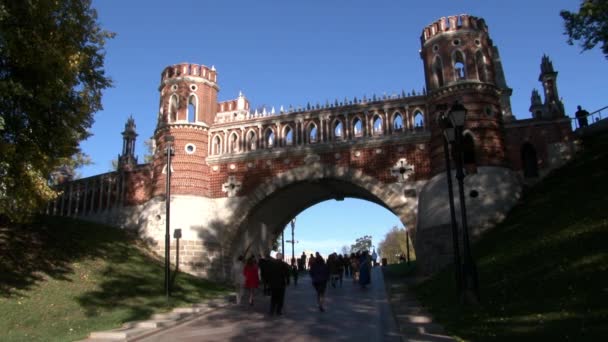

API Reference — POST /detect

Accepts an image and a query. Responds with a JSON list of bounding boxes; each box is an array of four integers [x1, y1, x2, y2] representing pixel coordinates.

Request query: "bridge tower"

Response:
[[420, 15, 509, 172], [152, 63, 219, 197]]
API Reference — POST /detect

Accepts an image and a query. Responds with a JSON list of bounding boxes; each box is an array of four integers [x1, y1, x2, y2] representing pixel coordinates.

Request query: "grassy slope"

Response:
[[414, 133, 608, 342], [0, 217, 229, 342]]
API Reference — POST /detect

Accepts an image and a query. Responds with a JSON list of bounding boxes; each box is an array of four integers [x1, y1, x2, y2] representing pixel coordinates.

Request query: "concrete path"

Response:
[[137, 267, 402, 342]]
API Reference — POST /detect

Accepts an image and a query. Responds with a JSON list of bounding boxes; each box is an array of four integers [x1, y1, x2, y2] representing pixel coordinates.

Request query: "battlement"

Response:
[[421, 14, 487, 45], [160, 63, 217, 84]]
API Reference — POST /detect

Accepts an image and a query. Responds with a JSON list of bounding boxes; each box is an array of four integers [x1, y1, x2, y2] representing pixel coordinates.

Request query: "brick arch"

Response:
[[223, 163, 418, 260]]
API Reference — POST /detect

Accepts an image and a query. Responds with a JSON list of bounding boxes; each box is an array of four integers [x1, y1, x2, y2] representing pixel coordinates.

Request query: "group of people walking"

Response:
[[233, 250, 374, 314]]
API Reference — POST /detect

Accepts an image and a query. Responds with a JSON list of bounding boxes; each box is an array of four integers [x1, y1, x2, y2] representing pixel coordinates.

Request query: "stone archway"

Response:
[[219, 163, 423, 278]]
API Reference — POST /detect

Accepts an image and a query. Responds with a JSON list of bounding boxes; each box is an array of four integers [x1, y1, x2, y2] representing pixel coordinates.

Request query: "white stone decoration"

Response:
[[334, 153, 341, 160], [247, 162, 254, 169], [229, 164, 236, 170], [212, 165, 219, 171], [221, 176, 242, 197], [390, 158, 415, 183], [375, 148, 383, 154], [354, 151, 361, 158], [266, 160, 272, 166]]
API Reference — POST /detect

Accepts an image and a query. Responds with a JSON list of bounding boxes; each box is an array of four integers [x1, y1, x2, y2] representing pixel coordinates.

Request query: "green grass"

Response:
[[413, 133, 608, 341], [0, 217, 229, 342], [383, 261, 417, 279]]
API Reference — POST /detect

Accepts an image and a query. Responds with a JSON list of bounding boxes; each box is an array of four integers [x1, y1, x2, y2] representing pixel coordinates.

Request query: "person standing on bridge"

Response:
[[575, 105, 590, 128], [266, 252, 291, 316], [310, 252, 330, 312]]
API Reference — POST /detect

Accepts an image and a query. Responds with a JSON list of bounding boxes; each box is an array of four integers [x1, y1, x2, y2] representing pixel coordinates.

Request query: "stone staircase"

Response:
[[78, 295, 235, 342]]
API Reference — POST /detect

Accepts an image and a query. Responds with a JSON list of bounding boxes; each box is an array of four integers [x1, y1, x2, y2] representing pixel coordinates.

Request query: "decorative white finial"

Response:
[[238, 90, 243, 97], [271, 107, 275, 114], [211, 65, 216, 71], [280, 105, 284, 113]]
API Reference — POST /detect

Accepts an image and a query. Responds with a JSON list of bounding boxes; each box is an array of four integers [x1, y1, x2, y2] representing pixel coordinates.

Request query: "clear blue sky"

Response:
[[81, 1, 607, 257]]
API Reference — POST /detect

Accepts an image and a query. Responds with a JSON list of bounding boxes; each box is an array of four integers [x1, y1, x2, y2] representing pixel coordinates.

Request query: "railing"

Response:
[[571, 105, 607, 130]]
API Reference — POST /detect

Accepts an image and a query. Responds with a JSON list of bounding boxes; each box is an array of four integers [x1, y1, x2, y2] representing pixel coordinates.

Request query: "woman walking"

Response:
[[243, 256, 260, 306], [309, 252, 330, 312]]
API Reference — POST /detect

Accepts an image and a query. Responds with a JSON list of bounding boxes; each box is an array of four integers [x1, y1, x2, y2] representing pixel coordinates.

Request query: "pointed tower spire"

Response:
[[118, 115, 138, 170]]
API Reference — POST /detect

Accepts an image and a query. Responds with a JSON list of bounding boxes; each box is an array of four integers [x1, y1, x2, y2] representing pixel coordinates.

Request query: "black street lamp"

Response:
[[445, 102, 480, 304], [290, 218, 296, 262], [405, 227, 411, 264], [164, 135, 175, 299], [438, 108, 463, 299]]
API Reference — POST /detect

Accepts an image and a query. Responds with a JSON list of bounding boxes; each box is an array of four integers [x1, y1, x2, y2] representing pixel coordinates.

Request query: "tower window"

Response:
[[433, 56, 444, 88], [187, 95, 197, 122], [185, 143, 196, 154], [453, 50, 466, 80]]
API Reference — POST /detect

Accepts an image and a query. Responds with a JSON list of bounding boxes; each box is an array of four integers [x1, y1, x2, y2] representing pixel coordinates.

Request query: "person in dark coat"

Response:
[[309, 252, 330, 312], [266, 252, 291, 316], [258, 253, 271, 296], [575, 105, 590, 128]]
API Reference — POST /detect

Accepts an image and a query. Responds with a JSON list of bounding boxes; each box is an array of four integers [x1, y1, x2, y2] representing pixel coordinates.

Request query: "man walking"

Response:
[[266, 252, 291, 316]]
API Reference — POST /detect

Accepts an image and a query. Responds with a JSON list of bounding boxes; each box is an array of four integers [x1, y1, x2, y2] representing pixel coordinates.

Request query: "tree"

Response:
[[561, 0, 608, 59], [341, 245, 351, 256], [48, 152, 92, 185], [0, 0, 114, 221], [351, 235, 372, 253], [378, 226, 415, 264]]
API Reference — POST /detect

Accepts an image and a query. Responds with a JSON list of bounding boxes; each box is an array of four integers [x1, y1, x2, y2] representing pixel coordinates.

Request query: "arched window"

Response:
[[521, 143, 539, 178], [393, 112, 404, 131], [187, 95, 197, 122], [353, 117, 363, 137], [373, 115, 383, 135], [334, 120, 344, 140], [462, 133, 476, 164], [414, 111, 425, 130], [229, 132, 239, 153], [308, 123, 318, 143], [168, 94, 178, 122], [433, 56, 444, 88], [476, 50, 487, 82], [453, 50, 466, 80], [265, 129, 275, 148], [284, 126, 294, 146], [247, 130, 257, 151], [212, 135, 222, 155]]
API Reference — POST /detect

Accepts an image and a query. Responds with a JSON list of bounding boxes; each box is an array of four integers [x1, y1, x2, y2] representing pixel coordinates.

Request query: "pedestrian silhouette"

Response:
[[575, 105, 589, 128]]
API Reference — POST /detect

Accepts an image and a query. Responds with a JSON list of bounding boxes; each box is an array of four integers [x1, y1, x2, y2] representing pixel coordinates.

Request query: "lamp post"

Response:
[[405, 227, 411, 264], [446, 102, 480, 304], [164, 135, 175, 299], [438, 108, 463, 299], [290, 218, 296, 262]]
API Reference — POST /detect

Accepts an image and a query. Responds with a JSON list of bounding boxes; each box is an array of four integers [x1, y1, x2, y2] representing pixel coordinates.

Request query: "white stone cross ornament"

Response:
[[222, 175, 242, 197], [391, 158, 415, 182]]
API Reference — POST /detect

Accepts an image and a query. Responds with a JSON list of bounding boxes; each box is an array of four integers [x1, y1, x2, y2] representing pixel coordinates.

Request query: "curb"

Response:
[[78, 294, 236, 342]]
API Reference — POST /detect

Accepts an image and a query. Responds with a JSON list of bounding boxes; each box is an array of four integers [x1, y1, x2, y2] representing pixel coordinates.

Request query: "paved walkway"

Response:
[[137, 267, 402, 342]]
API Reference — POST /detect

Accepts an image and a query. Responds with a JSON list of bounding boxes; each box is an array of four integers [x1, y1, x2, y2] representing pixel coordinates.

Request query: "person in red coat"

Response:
[[243, 256, 260, 306]]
